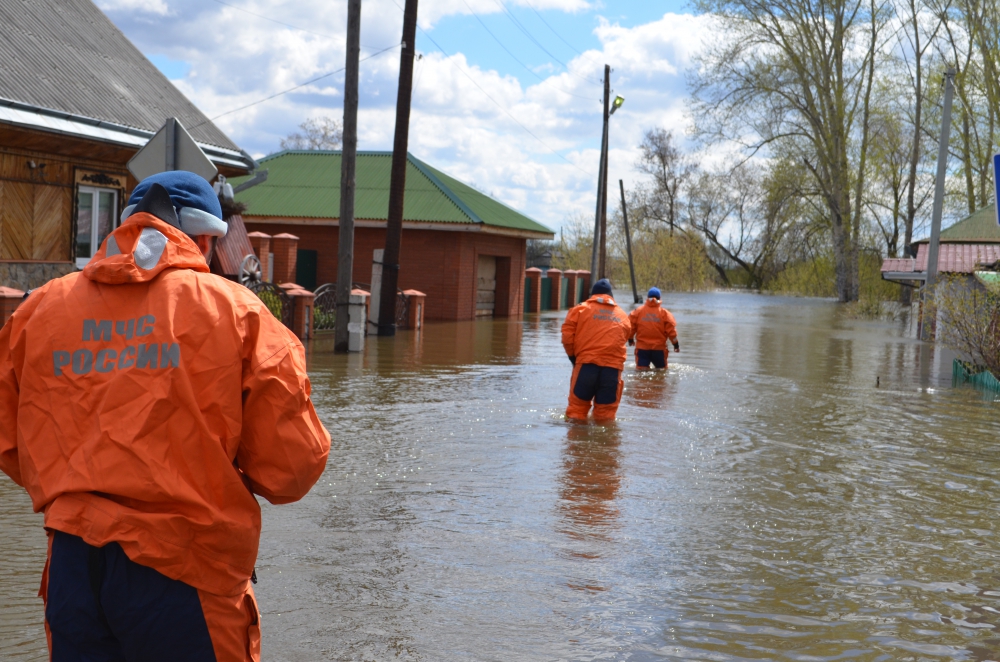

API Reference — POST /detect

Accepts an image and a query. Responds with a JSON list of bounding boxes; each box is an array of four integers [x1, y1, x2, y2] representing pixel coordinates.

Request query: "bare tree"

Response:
[[280, 116, 343, 150], [635, 129, 696, 236]]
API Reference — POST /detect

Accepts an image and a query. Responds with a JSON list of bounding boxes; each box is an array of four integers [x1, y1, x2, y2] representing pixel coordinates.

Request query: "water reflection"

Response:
[[559, 424, 622, 546]]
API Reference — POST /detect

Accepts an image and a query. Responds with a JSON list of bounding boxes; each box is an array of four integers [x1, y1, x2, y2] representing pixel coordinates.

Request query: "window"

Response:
[[76, 187, 118, 268]]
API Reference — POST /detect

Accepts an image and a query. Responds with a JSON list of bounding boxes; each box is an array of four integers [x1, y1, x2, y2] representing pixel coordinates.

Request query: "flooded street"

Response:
[[3, 291, 1000, 660]]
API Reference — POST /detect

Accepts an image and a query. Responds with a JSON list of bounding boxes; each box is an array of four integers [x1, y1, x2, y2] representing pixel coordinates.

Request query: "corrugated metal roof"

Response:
[[881, 244, 1000, 275], [915, 204, 1000, 243], [0, 0, 237, 150], [233, 151, 555, 236]]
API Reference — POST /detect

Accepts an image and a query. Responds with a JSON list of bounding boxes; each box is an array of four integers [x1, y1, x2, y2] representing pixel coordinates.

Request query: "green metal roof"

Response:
[[231, 150, 554, 236], [916, 204, 1000, 243]]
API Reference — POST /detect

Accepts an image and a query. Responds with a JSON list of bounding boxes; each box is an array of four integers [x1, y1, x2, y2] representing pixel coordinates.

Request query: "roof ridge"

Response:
[[406, 154, 483, 224]]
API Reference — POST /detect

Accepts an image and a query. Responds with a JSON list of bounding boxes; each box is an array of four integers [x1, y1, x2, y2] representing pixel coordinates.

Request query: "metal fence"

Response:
[[312, 282, 411, 332], [246, 281, 294, 328]]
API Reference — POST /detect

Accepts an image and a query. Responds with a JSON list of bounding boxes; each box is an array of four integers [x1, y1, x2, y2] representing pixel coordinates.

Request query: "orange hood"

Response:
[[83, 212, 209, 285]]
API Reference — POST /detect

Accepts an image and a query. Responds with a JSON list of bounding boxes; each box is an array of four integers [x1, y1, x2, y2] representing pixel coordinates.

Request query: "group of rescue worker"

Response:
[[561, 278, 679, 423], [0, 168, 680, 661]]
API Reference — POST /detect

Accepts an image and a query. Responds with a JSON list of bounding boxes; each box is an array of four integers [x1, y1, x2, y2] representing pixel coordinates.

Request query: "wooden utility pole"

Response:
[[599, 123, 609, 279], [378, 0, 419, 336], [335, 0, 362, 352], [921, 67, 956, 341], [590, 65, 610, 279], [620, 179, 639, 304]]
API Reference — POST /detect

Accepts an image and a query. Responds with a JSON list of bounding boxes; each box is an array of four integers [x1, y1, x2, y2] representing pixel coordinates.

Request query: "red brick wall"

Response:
[[242, 222, 527, 321]]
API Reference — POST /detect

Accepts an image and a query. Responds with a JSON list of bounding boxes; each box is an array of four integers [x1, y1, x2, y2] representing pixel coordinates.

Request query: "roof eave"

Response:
[[0, 98, 252, 172]]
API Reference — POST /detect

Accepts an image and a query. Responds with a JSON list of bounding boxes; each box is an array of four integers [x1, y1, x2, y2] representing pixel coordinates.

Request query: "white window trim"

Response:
[[76, 186, 119, 269]]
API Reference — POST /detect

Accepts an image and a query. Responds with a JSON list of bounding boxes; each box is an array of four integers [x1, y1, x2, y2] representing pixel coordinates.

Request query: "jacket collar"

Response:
[[83, 212, 209, 285]]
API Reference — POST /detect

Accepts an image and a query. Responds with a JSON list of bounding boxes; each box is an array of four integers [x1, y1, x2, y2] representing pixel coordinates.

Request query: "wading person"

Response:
[[628, 287, 679, 370], [0, 171, 330, 661], [561, 278, 631, 422]]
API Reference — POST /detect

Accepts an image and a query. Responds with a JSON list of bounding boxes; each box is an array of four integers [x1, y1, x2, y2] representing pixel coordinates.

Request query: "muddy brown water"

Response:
[[3, 292, 1000, 660]]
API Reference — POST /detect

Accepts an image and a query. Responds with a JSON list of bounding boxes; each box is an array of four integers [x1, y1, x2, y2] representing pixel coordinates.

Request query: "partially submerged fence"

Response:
[[312, 283, 421, 332], [523, 269, 591, 314]]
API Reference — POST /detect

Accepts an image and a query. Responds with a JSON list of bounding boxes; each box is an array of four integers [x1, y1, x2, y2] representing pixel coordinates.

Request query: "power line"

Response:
[[459, 0, 593, 100], [407, 17, 594, 176], [522, 0, 607, 76], [191, 43, 400, 128], [490, 0, 597, 84]]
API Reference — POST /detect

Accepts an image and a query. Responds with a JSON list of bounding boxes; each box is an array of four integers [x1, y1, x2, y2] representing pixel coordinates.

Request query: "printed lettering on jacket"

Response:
[[53, 316, 180, 376]]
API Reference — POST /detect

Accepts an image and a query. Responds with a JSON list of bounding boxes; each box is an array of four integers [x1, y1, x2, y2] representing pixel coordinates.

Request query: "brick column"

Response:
[[271, 233, 299, 285], [546, 269, 563, 310], [0, 286, 25, 327], [525, 267, 542, 313], [247, 232, 271, 282], [403, 289, 426, 330], [283, 287, 314, 340], [576, 270, 591, 303], [563, 270, 578, 307]]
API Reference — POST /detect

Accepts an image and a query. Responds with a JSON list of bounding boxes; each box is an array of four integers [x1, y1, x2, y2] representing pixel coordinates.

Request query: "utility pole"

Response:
[[378, 0, 419, 336], [619, 179, 639, 304], [334, 0, 362, 353], [590, 64, 610, 280], [921, 67, 955, 341], [599, 125, 609, 279]]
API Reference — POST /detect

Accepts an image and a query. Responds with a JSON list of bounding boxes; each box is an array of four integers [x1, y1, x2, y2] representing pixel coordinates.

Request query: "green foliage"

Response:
[[934, 275, 1000, 379], [313, 306, 336, 330], [257, 289, 285, 321]]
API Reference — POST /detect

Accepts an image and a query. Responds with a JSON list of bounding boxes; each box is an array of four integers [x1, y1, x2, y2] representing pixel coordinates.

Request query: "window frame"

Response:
[[74, 185, 119, 269]]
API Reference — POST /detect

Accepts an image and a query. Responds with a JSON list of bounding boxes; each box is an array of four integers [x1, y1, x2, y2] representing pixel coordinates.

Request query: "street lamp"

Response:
[[610, 95, 625, 115]]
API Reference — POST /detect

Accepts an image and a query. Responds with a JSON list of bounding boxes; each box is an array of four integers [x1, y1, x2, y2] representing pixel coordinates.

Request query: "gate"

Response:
[[312, 283, 411, 332], [246, 281, 293, 329]]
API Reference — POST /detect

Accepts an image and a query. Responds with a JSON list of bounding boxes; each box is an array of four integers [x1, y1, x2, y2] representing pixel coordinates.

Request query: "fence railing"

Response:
[[312, 282, 411, 332], [246, 281, 294, 328]]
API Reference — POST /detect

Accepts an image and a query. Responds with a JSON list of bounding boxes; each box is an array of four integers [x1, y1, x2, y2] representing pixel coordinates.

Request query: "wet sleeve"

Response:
[[0, 318, 21, 486], [238, 313, 331, 505], [627, 309, 639, 341], [663, 311, 678, 343], [561, 308, 578, 357]]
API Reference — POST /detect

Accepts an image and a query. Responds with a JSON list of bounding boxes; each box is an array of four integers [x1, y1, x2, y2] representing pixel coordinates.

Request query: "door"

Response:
[[476, 255, 496, 317], [296, 249, 318, 291]]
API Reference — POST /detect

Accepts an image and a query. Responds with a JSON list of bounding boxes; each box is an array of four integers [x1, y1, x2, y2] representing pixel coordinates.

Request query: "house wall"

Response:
[[243, 221, 527, 321]]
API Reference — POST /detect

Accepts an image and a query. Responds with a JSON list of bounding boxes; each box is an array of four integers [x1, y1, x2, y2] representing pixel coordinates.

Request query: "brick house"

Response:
[[0, 0, 253, 291], [234, 151, 554, 321]]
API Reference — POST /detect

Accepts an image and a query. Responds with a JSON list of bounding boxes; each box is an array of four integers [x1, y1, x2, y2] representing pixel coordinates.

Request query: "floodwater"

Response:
[[3, 291, 1000, 661]]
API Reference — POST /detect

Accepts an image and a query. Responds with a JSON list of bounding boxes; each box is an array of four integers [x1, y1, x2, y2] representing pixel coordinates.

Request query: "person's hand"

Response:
[[627, 338, 635, 347], [672, 342, 680, 352], [568, 355, 576, 365]]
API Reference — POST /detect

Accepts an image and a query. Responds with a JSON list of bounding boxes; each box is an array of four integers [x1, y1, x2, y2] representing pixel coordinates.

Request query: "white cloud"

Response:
[[102, 2, 715, 231], [97, 0, 169, 15]]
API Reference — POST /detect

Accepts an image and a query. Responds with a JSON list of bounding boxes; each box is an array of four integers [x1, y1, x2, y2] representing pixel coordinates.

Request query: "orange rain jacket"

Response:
[[627, 298, 678, 351], [561, 294, 632, 370], [0, 212, 331, 597]]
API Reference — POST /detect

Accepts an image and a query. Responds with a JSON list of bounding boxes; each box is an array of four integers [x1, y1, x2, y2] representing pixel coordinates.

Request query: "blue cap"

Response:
[[647, 287, 661, 299], [591, 278, 612, 295], [125, 171, 227, 237]]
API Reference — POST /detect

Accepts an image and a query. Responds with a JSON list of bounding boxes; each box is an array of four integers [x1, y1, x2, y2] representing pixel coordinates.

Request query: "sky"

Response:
[[99, 0, 713, 232]]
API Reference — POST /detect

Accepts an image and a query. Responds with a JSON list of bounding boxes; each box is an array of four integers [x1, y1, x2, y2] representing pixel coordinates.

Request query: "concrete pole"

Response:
[[921, 67, 956, 341], [379, 0, 418, 336], [590, 65, 610, 279], [599, 122, 609, 279], [619, 179, 640, 304], [335, 0, 362, 353]]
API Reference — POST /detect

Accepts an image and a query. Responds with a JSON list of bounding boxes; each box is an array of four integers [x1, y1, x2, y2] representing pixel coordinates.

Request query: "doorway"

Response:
[[476, 255, 496, 317]]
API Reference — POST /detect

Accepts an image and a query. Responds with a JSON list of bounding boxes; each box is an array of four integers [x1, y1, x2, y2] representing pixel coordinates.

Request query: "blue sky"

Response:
[[99, 0, 709, 230]]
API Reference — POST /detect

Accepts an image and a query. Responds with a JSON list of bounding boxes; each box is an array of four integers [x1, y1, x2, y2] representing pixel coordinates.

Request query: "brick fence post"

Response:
[[271, 233, 299, 285], [246, 232, 272, 282], [576, 270, 591, 303], [403, 289, 426, 330], [524, 267, 542, 313], [563, 270, 578, 307], [282, 287, 314, 340], [546, 269, 562, 310]]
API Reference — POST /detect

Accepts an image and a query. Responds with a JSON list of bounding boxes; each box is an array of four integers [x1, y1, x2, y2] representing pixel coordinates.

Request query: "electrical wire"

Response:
[[190, 43, 400, 128], [459, 0, 593, 100], [490, 0, 597, 84], [406, 16, 594, 176], [522, 0, 607, 75]]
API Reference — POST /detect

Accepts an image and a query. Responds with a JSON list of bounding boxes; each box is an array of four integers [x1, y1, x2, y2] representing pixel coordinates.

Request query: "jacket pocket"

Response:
[[243, 590, 261, 661]]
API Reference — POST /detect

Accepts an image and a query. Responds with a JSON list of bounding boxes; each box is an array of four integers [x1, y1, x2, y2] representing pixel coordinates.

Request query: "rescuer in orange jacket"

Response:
[[627, 287, 679, 370], [0, 172, 331, 662], [561, 279, 631, 422]]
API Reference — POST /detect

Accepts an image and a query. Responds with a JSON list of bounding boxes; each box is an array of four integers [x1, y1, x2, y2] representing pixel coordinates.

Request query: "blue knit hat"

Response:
[[647, 287, 661, 300], [591, 278, 612, 296], [124, 171, 227, 237]]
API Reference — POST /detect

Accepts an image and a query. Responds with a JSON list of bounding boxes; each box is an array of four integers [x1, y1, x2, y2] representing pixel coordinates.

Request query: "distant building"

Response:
[[881, 205, 1000, 283], [0, 0, 253, 291], [234, 151, 554, 321]]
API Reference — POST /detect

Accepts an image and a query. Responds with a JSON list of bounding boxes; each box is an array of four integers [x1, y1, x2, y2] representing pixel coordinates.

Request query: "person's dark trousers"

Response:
[[44, 530, 217, 662], [566, 362, 623, 421], [636, 349, 667, 369]]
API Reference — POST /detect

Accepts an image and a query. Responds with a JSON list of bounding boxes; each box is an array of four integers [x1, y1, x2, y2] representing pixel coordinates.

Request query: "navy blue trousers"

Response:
[[45, 530, 216, 662], [636, 349, 666, 369]]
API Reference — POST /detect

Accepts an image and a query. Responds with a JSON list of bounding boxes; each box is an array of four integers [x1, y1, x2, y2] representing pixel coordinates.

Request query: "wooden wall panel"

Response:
[[1, 182, 34, 260], [33, 185, 71, 260]]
